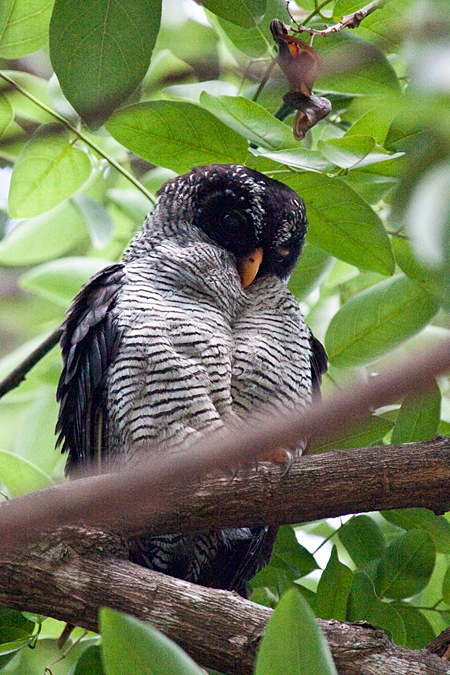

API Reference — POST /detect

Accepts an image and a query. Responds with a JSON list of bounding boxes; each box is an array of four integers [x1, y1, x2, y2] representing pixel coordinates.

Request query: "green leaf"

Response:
[[281, 173, 395, 275], [202, 0, 266, 28], [0, 71, 54, 123], [325, 274, 439, 367], [375, 530, 436, 600], [0, 627, 33, 656], [255, 588, 338, 675], [310, 414, 393, 453], [0, 94, 13, 138], [0, 200, 87, 266], [0, 0, 54, 58], [270, 525, 319, 577], [343, 95, 399, 144], [392, 236, 445, 302], [350, 0, 416, 52], [318, 33, 400, 96], [73, 645, 105, 675], [200, 93, 297, 150], [347, 571, 406, 644], [72, 194, 114, 249], [391, 380, 441, 444], [8, 123, 92, 218], [100, 608, 204, 675], [0, 449, 54, 496], [105, 101, 248, 173], [339, 515, 385, 568], [19, 257, 112, 307], [288, 243, 333, 300], [315, 547, 353, 621], [442, 564, 450, 604], [49, 0, 162, 128], [259, 148, 331, 172], [392, 603, 436, 649], [213, 0, 289, 58], [405, 158, 450, 288], [381, 509, 450, 555], [318, 135, 376, 169]]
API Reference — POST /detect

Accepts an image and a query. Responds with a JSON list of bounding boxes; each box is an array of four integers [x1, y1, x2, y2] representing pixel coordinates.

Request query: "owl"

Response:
[[56, 164, 327, 597]]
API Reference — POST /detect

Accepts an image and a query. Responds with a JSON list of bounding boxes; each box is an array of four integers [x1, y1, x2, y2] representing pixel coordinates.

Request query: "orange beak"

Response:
[[237, 247, 263, 288]]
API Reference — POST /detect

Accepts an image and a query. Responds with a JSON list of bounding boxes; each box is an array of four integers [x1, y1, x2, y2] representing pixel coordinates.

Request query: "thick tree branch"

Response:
[[0, 338, 449, 549], [0, 527, 447, 675], [1, 436, 450, 543]]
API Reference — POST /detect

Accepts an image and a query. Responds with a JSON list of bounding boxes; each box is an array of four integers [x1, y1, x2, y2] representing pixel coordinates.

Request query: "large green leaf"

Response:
[[0, 0, 54, 58], [213, 0, 289, 57], [72, 194, 114, 249], [0, 71, 54, 123], [0, 94, 13, 138], [339, 515, 385, 568], [8, 123, 92, 218], [0, 449, 54, 496], [392, 236, 445, 302], [392, 603, 435, 650], [100, 608, 204, 675], [391, 380, 441, 444], [0, 200, 87, 265], [318, 33, 400, 96], [318, 135, 376, 169], [255, 588, 338, 675], [325, 274, 439, 366], [382, 509, 450, 555], [310, 414, 393, 453], [19, 257, 111, 307], [315, 547, 353, 621], [375, 530, 436, 600], [203, 0, 266, 28], [347, 571, 406, 644], [200, 93, 297, 150], [49, 0, 162, 127], [73, 645, 105, 675], [270, 525, 319, 577], [288, 243, 333, 300], [105, 101, 248, 173], [281, 173, 395, 275]]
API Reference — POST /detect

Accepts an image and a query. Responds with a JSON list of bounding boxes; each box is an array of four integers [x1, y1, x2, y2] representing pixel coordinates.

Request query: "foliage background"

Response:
[[0, 0, 450, 672]]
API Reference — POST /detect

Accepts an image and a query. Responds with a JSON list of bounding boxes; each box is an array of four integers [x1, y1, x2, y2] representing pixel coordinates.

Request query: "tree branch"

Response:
[[290, 0, 383, 37], [2, 436, 450, 544], [0, 326, 63, 399], [0, 340, 449, 550], [0, 527, 447, 675]]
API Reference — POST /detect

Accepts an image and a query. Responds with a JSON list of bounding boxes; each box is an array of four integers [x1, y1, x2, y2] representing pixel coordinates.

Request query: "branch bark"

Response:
[[1, 437, 450, 545], [1, 339, 450, 550], [0, 526, 447, 675]]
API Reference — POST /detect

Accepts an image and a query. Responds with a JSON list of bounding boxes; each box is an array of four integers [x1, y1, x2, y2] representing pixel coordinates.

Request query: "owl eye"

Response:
[[223, 210, 247, 229], [276, 246, 290, 258]]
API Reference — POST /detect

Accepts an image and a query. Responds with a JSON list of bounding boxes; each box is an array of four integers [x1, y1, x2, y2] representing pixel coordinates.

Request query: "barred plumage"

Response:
[[56, 164, 327, 597]]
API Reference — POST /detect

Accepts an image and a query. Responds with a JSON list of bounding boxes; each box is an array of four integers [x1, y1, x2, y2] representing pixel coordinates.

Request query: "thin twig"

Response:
[[0, 326, 63, 399], [291, 0, 383, 37], [0, 71, 156, 205], [251, 56, 278, 103]]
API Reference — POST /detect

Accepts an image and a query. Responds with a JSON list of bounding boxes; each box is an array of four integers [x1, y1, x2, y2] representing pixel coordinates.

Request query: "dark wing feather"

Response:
[[56, 264, 126, 475], [309, 331, 328, 399]]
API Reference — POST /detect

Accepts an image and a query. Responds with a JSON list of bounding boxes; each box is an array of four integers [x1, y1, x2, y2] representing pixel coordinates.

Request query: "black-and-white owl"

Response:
[[56, 164, 327, 597]]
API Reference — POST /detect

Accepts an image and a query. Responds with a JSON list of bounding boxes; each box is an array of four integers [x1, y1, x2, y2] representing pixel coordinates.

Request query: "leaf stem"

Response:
[[0, 71, 156, 205]]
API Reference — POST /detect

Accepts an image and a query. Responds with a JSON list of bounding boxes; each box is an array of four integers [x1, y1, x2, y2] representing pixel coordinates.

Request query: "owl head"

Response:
[[157, 164, 308, 285]]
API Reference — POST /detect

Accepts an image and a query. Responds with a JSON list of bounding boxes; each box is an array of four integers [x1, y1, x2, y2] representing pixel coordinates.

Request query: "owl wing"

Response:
[[309, 330, 328, 399], [56, 264, 126, 475]]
